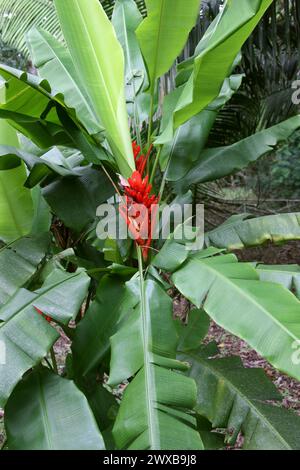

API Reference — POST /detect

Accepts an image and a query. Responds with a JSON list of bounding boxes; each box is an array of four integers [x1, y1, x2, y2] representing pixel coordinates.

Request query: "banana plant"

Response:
[[0, 0, 300, 451]]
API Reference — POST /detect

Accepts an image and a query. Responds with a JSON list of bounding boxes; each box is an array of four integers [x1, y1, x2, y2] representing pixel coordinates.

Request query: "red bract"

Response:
[[132, 141, 153, 177], [34, 306, 51, 323], [120, 144, 159, 260]]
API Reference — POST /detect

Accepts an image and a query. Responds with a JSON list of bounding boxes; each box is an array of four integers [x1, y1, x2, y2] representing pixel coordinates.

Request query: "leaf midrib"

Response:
[[0, 271, 83, 326], [37, 373, 53, 450], [0, 172, 25, 237], [138, 258, 160, 450], [74, 1, 118, 133], [36, 30, 98, 125], [149, 0, 166, 93], [195, 258, 300, 343], [185, 351, 291, 449]]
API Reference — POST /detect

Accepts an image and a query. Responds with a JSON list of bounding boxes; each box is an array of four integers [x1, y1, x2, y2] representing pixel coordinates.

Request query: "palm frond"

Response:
[[0, 0, 63, 58]]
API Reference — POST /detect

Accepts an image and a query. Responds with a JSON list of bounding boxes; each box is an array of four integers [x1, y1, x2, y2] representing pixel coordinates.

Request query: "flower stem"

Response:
[[50, 347, 58, 375], [147, 93, 155, 175], [137, 245, 145, 298], [136, 244, 159, 448], [147, 94, 154, 149], [150, 146, 162, 185], [131, 80, 142, 149], [158, 160, 170, 200]]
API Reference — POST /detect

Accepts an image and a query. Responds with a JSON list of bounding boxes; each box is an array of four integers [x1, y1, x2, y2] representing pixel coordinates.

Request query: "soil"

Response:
[[233, 240, 300, 265]]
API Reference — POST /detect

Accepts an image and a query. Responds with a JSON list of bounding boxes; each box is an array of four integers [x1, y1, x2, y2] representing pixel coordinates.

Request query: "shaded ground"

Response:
[[234, 240, 300, 265]]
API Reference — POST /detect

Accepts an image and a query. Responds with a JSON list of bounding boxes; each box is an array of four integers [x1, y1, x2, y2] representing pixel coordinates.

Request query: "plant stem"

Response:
[[131, 81, 142, 149], [136, 245, 158, 448], [50, 347, 58, 375], [150, 146, 162, 185], [147, 94, 155, 149], [158, 158, 170, 201], [44, 357, 54, 371], [147, 91, 155, 174], [137, 245, 145, 300], [134, 99, 142, 149]]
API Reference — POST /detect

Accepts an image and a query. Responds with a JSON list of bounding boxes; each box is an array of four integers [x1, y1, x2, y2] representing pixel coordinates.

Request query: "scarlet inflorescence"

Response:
[[119, 142, 159, 260]]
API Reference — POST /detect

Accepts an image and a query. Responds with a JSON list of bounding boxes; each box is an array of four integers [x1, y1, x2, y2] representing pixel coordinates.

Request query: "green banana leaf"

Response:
[[109, 278, 203, 450], [54, 0, 134, 177], [0, 165, 34, 242], [181, 343, 300, 450], [0, 64, 60, 124], [112, 0, 146, 102], [205, 213, 300, 250], [5, 367, 105, 450], [0, 144, 84, 188], [42, 166, 114, 232], [0, 119, 34, 242], [30, 185, 51, 234], [158, 0, 273, 144], [0, 0, 146, 58], [160, 74, 243, 178], [75, 370, 119, 441], [196, 415, 224, 450], [174, 115, 300, 192], [27, 27, 102, 135], [153, 228, 223, 272], [172, 252, 300, 381], [257, 264, 300, 299], [0, 65, 71, 148], [136, 0, 200, 93], [0, 267, 90, 407], [0, 64, 108, 162], [175, 308, 210, 352], [0, 233, 49, 307], [72, 275, 138, 377]]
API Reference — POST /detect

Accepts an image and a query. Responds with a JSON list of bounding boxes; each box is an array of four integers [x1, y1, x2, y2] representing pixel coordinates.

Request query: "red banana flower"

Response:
[[119, 142, 159, 260]]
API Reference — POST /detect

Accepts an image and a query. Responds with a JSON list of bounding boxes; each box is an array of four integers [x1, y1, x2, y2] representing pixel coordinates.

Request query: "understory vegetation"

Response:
[[0, 0, 300, 451]]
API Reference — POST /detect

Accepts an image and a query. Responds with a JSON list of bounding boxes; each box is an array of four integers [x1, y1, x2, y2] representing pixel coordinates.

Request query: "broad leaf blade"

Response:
[[182, 345, 300, 450], [173, 253, 300, 381], [0, 64, 60, 125], [205, 213, 300, 250], [5, 367, 104, 450], [0, 119, 34, 242], [257, 264, 300, 299], [27, 27, 102, 135], [42, 167, 114, 232], [0, 65, 71, 148], [160, 74, 243, 179], [0, 268, 90, 407], [112, 0, 146, 102], [109, 278, 203, 450], [159, 0, 273, 143], [136, 0, 200, 92], [0, 233, 50, 307], [72, 275, 138, 377], [175, 115, 300, 191], [175, 308, 210, 352], [0, 165, 34, 242], [54, 0, 134, 177]]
